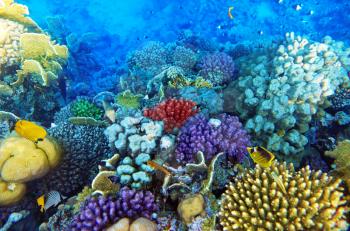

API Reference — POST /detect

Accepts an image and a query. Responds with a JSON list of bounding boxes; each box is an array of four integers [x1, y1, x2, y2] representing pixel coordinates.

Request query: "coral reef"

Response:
[[104, 116, 175, 156], [176, 114, 250, 163], [199, 52, 235, 86], [115, 90, 143, 109], [226, 32, 350, 162], [172, 45, 197, 71], [219, 161, 348, 230], [144, 98, 198, 133]]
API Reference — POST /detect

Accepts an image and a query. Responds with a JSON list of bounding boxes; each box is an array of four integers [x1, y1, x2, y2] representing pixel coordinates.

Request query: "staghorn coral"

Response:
[[219, 161, 348, 230], [199, 52, 235, 86], [325, 140, 350, 189], [144, 98, 198, 133]]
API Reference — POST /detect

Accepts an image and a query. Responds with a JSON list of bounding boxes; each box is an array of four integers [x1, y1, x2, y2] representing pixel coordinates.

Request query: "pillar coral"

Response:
[[144, 98, 199, 132]]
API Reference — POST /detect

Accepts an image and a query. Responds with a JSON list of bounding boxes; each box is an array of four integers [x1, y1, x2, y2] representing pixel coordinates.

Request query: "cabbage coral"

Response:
[[219, 162, 348, 231]]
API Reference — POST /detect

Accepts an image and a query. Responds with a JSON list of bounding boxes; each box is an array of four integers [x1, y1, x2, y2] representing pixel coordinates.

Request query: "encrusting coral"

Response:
[[219, 161, 349, 230], [325, 140, 350, 189]]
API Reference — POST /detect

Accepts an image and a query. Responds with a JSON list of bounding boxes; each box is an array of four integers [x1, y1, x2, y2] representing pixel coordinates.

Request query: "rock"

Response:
[[177, 193, 206, 224], [106, 218, 130, 231], [130, 217, 157, 231]]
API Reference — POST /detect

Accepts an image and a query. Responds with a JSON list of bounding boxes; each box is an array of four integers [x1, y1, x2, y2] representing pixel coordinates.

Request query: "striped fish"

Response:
[[247, 146, 275, 168]]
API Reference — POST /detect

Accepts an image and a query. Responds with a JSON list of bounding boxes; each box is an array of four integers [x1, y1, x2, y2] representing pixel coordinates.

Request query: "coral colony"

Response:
[[1, 0, 350, 231]]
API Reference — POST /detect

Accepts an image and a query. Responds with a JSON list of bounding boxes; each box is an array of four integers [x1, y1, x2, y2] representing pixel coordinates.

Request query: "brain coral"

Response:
[[219, 161, 348, 230], [226, 32, 350, 162]]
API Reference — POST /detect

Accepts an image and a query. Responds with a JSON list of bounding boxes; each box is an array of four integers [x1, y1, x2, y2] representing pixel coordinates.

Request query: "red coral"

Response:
[[144, 98, 199, 132]]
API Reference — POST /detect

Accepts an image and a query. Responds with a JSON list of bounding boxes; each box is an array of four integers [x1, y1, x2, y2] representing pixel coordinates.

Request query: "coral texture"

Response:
[[71, 98, 104, 120], [104, 116, 175, 156], [144, 98, 198, 133], [226, 32, 350, 160], [219, 162, 348, 230], [176, 114, 250, 163], [199, 52, 235, 86], [70, 187, 158, 231]]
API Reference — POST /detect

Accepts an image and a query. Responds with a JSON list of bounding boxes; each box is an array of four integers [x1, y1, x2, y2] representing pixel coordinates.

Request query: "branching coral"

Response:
[[144, 98, 198, 133], [219, 161, 349, 230], [176, 114, 250, 164], [70, 98, 103, 120]]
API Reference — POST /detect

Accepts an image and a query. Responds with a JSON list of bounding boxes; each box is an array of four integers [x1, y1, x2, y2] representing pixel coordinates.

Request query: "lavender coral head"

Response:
[[70, 196, 119, 231], [116, 187, 158, 220], [70, 187, 158, 231], [199, 52, 235, 86], [176, 114, 250, 164]]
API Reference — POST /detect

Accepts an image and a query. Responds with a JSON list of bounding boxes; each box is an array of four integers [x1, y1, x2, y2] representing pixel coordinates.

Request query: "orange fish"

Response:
[[228, 6, 234, 19], [147, 160, 171, 176]]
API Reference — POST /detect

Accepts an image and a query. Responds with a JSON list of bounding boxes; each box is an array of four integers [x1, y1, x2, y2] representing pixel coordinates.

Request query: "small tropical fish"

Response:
[[147, 160, 171, 176], [270, 171, 287, 194], [37, 191, 66, 213], [37, 195, 45, 213], [247, 146, 275, 168], [14, 120, 47, 143], [228, 6, 234, 19]]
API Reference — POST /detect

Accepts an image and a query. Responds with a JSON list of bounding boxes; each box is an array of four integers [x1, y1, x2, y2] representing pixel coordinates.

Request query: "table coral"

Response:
[[144, 98, 198, 133], [175, 114, 250, 163], [226, 32, 350, 161], [219, 161, 348, 230]]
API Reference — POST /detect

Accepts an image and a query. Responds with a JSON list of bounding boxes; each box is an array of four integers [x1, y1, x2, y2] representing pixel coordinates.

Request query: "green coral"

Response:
[[115, 90, 142, 109], [70, 99, 103, 120]]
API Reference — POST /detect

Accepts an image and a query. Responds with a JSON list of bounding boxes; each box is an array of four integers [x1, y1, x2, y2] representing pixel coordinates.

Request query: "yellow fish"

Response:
[[228, 6, 234, 19], [37, 195, 45, 213], [247, 146, 275, 168], [14, 120, 47, 143]]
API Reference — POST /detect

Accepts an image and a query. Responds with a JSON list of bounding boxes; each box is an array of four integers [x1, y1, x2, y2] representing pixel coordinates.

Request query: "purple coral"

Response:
[[70, 187, 158, 231], [199, 52, 235, 86], [176, 114, 250, 163]]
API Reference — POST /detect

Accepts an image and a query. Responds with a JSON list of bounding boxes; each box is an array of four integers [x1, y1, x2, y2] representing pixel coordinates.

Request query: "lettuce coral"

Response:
[[219, 161, 348, 230]]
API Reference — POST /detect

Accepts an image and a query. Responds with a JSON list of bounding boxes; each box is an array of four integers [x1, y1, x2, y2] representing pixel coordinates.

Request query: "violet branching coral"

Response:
[[70, 187, 158, 231], [176, 113, 250, 164], [219, 161, 349, 230], [199, 52, 235, 86]]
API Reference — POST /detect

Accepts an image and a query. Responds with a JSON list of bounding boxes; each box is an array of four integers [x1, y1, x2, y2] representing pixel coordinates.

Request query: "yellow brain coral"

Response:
[[0, 134, 62, 183], [0, 178, 26, 206], [219, 162, 348, 231]]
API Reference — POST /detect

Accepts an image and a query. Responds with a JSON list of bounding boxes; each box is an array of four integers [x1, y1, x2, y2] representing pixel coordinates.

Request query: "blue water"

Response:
[[18, 0, 350, 96]]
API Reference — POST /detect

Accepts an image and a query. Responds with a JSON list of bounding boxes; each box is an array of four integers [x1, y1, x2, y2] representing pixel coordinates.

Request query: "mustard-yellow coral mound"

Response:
[[0, 134, 62, 183], [219, 162, 348, 231], [0, 178, 26, 206]]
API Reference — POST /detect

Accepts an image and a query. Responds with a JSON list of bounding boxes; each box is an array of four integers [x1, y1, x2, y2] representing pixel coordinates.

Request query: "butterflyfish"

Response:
[[147, 160, 171, 176], [228, 6, 234, 19], [247, 146, 275, 168], [37, 195, 45, 213], [14, 120, 47, 143], [37, 191, 66, 213]]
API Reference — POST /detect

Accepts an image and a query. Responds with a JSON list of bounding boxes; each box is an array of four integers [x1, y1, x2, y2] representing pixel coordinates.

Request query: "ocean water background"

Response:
[[18, 0, 350, 96]]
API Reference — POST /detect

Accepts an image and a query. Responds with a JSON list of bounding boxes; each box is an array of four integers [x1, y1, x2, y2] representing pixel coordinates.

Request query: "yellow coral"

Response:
[[13, 59, 48, 86], [19, 33, 67, 60], [0, 0, 41, 31], [177, 193, 206, 224], [0, 134, 62, 183], [0, 178, 26, 206], [91, 171, 120, 195], [219, 161, 348, 231], [325, 140, 350, 189]]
